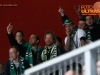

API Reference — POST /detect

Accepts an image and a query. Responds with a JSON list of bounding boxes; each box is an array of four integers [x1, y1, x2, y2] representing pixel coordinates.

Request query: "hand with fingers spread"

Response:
[[58, 7, 65, 16], [74, 6, 81, 14], [7, 23, 13, 34]]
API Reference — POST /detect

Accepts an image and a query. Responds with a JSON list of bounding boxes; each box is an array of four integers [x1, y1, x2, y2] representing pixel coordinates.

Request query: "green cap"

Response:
[[63, 19, 74, 26]]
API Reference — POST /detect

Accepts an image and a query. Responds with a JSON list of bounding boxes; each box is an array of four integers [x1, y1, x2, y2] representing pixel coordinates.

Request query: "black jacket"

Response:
[[57, 46, 66, 56], [7, 33, 42, 66], [89, 23, 100, 41], [7, 33, 27, 58], [4, 60, 30, 75]]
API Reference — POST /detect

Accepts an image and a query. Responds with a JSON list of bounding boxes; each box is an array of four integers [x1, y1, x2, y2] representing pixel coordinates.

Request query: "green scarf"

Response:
[[10, 56, 24, 75], [85, 28, 92, 41], [70, 27, 78, 48], [22, 40, 29, 47], [25, 45, 41, 66], [41, 44, 57, 61]]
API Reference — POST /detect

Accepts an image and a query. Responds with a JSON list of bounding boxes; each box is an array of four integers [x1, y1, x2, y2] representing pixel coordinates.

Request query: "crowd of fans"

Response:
[[0, 6, 100, 75]]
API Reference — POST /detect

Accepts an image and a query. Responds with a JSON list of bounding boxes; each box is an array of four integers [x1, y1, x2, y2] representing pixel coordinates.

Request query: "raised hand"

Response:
[[74, 6, 81, 13], [58, 7, 64, 16], [7, 23, 13, 34]]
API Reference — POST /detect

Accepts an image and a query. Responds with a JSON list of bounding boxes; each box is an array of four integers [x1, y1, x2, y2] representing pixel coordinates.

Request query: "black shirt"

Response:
[[90, 23, 100, 41], [32, 49, 42, 66]]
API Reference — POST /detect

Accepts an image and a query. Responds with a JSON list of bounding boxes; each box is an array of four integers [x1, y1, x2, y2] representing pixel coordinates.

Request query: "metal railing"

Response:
[[24, 40, 100, 75]]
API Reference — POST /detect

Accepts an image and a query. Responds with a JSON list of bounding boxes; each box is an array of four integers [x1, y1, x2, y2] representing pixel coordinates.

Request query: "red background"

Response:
[[0, 0, 98, 63]]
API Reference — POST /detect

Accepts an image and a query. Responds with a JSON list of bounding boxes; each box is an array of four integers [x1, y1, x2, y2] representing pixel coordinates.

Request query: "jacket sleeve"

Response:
[[4, 61, 10, 75], [61, 15, 69, 24], [7, 33, 20, 46], [7, 33, 27, 58]]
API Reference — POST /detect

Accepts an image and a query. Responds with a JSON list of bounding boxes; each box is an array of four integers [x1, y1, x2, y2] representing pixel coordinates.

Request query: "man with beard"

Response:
[[7, 24, 42, 67], [41, 31, 66, 62]]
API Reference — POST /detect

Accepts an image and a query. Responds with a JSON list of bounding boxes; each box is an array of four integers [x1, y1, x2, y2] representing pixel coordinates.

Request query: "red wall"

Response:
[[0, 0, 98, 63]]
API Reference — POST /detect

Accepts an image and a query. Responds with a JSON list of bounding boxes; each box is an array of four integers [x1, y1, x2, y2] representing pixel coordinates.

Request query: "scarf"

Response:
[[10, 56, 24, 75], [85, 28, 92, 41], [70, 27, 78, 48], [25, 45, 41, 67], [22, 40, 29, 47], [41, 44, 57, 61]]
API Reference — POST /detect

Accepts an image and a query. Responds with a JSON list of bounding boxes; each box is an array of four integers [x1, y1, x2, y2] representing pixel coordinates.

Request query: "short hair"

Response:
[[79, 18, 86, 22], [36, 35, 40, 41], [15, 30, 24, 37], [44, 31, 56, 42], [9, 46, 19, 52], [85, 15, 94, 21], [67, 62, 82, 74], [79, 19, 86, 25], [56, 36, 62, 44], [32, 34, 40, 41]]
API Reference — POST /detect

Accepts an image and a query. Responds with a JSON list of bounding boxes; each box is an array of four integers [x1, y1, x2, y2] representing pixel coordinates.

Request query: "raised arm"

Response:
[[74, 6, 85, 20], [7, 23, 19, 46], [58, 7, 69, 24], [7, 24, 27, 58]]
